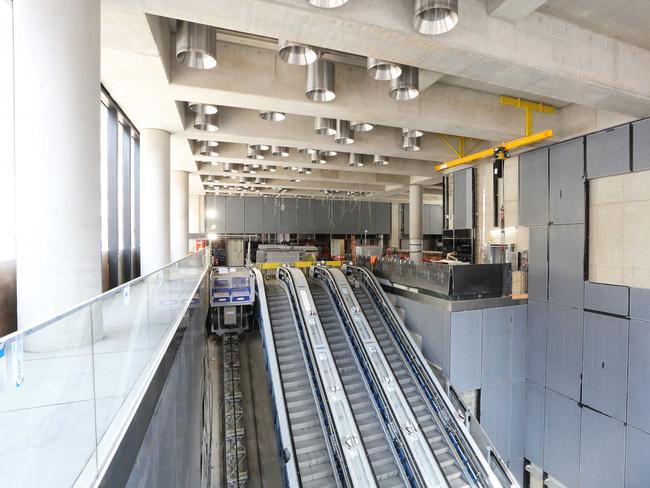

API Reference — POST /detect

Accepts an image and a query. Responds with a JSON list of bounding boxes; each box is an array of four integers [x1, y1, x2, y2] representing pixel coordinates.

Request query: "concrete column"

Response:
[[14, 0, 102, 345], [170, 171, 190, 261], [409, 184, 423, 262], [389, 202, 400, 250], [188, 195, 206, 235], [140, 129, 171, 274]]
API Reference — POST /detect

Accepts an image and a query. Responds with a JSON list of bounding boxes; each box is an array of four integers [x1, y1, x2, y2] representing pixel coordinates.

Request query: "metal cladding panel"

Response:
[[243, 197, 262, 233], [262, 197, 281, 233], [420, 305, 444, 369], [525, 380, 546, 467], [519, 147, 549, 226], [512, 305, 527, 382], [442, 311, 451, 377], [626, 426, 650, 488], [481, 382, 511, 459], [579, 408, 626, 488], [373, 202, 391, 235], [331, 200, 354, 234], [508, 459, 525, 488], [449, 310, 482, 392], [313, 199, 331, 233], [549, 138, 585, 225], [630, 287, 650, 322], [453, 168, 473, 229], [632, 119, 650, 172], [586, 124, 631, 178], [481, 307, 514, 387], [527, 300, 547, 386], [582, 312, 629, 421], [544, 390, 581, 488], [360, 201, 372, 233], [280, 198, 298, 233], [422, 204, 431, 234], [584, 281, 630, 316], [628, 320, 650, 433], [430, 204, 443, 234], [548, 223, 585, 309], [528, 225, 548, 302], [401, 203, 409, 234], [225, 196, 245, 233], [509, 381, 526, 461], [209, 195, 226, 234], [296, 198, 316, 234], [546, 304, 583, 401]]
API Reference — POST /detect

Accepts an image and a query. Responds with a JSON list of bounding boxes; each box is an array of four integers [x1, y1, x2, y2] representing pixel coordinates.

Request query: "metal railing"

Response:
[[0, 249, 209, 488]]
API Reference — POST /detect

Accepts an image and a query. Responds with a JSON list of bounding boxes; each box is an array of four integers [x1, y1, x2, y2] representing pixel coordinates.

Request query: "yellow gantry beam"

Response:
[[437, 135, 466, 159], [500, 96, 556, 136], [257, 260, 343, 270], [434, 130, 554, 172]]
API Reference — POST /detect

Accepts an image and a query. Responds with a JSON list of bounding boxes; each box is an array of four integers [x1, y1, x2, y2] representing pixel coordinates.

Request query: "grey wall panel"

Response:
[[546, 304, 583, 401], [313, 200, 331, 233], [544, 390, 581, 488], [579, 408, 625, 488], [519, 148, 549, 226], [527, 300, 547, 386], [262, 198, 281, 234], [225, 197, 245, 233], [442, 311, 451, 376], [280, 198, 298, 233], [630, 287, 650, 322], [423, 204, 432, 234], [243, 197, 262, 233], [331, 201, 355, 234], [582, 312, 629, 421], [482, 307, 513, 387], [296, 199, 316, 234], [481, 382, 511, 459], [528, 226, 548, 302], [586, 125, 631, 178], [626, 426, 650, 488], [420, 305, 444, 370], [401, 203, 409, 234], [628, 320, 650, 433], [211, 196, 226, 234], [508, 459, 525, 488], [449, 310, 482, 392], [453, 168, 473, 229], [584, 281, 629, 316], [431, 204, 443, 234], [509, 381, 525, 461], [525, 381, 545, 467], [549, 138, 585, 224], [548, 224, 585, 309], [373, 202, 391, 234], [632, 119, 650, 172], [512, 305, 527, 383]]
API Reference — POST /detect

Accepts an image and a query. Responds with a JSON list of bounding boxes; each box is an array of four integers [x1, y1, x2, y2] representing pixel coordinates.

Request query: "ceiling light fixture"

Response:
[[351, 121, 374, 132], [175, 20, 217, 70], [306, 58, 336, 102], [402, 134, 421, 151], [414, 0, 459, 36], [198, 140, 219, 157], [366, 57, 402, 81], [250, 143, 270, 151], [321, 150, 338, 157], [247, 145, 264, 160], [335, 120, 354, 144], [259, 111, 286, 122], [271, 146, 290, 157], [310, 151, 327, 164], [269, 165, 277, 173], [348, 153, 365, 167], [373, 155, 389, 166], [390, 65, 419, 100], [308, 0, 349, 7], [278, 40, 318, 65], [193, 111, 219, 132], [299, 148, 317, 155], [402, 128, 424, 138], [315, 117, 336, 136], [188, 102, 218, 115]]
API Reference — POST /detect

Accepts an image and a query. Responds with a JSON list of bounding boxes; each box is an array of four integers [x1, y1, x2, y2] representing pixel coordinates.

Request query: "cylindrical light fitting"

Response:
[[306, 59, 336, 102], [308, 0, 349, 7], [390, 65, 420, 101], [272, 146, 290, 157], [367, 57, 402, 81], [402, 134, 421, 152], [373, 155, 389, 166], [335, 120, 354, 144], [299, 148, 317, 155], [175, 20, 217, 70], [198, 140, 219, 156], [259, 111, 286, 122], [315, 117, 336, 135], [222, 162, 232, 173], [188, 102, 218, 115], [348, 153, 364, 167], [246, 146, 264, 160], [321, 150, 338, 157], [250, 143, 270, 151], [278, 40, 318, 65], [193, 111, 219, 132], [414, 0, 459, 36], [351, 121, 374, 132], [402, 128, 424, 138], [269, 165, 277, 173], [310, 151, 327, 164]]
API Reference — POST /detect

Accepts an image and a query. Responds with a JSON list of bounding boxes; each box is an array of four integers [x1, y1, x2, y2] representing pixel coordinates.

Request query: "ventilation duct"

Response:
[[390, 66, 419, 100], [373, 155, 389, 165], [351, 122, 374, 132], [414, 0, 459, 35], [259, 111, 286, 122], [188, 102, 218, 115], [193, 111, 219, 132], [402, 128, 424, 138], [402, 134, 421, 151], [198, 140, 219, 157], [348, 153, 365, 167], [367, 57, 402, 81], [272, 146, 290, 157], [306, 59, 336, 102], [246, 146, 264, 160], [175, 20, 217, 70], [278, 40, 318, 65], [335, 120, 354, 144], [315, 117, 336, 135], [308, 0, 349, 7]]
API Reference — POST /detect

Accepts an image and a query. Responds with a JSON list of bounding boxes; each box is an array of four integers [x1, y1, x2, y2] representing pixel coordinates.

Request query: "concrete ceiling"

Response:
[[100, 0, 650, 201]]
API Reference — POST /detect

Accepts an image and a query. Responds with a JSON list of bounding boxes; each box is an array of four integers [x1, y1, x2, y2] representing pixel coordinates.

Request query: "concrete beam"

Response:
[[486, 0, 548, 21], [146, 0, 650, 116]]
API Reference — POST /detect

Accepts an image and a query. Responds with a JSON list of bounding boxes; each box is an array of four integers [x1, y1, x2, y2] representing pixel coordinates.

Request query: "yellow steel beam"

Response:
[[500, 96, 556, 136], [435, 130, 553, 172], [257, 260, 342, 270], [437, 135, 467, 158]]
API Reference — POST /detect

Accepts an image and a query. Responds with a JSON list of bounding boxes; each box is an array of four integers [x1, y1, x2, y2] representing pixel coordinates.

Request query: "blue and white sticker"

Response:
[[11, 336, 24, 388]]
